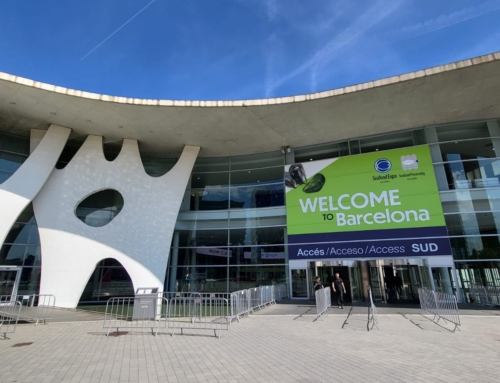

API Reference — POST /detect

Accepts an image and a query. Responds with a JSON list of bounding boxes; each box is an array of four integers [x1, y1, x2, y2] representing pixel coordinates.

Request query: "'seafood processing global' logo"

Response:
[[374, 158, 392, 173], [401, 154, 418, 170]]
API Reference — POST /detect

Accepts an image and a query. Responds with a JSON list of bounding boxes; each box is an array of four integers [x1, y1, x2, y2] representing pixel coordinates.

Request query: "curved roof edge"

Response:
[[1, 51, 500, 108]]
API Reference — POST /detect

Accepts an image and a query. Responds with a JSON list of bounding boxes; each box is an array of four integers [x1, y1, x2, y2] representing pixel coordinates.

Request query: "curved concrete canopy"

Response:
[[0, 52, 500, 157]]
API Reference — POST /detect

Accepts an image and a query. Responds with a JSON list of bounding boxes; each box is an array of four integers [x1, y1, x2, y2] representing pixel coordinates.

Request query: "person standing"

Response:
[[332, 273, 346, 309], [313, 276, 324, 291]]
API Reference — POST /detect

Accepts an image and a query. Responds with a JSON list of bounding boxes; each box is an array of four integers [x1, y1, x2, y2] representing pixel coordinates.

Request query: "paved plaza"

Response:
[[1, 304, 500, 383]]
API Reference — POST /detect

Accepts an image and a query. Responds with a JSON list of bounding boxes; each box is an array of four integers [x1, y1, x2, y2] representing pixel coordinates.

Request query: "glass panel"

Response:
[[79, 263, 134, 302], [294, 142, 343, 163], [450, 236, 500, 260], [230, 167, 283, 186], [3, 222, 32, 244], [168, 265, 228, 293], [228, 245, 286, 265], [75, 208, 113, 227], [442, 158, 500, 189], [291, 269, 308, 298], [0, 244, 26, 265], [440, 138, 495, 161], [436, 121, 489, 142], [190, 187, 230, 211], [0, 269, 18, 296], [228, 265, 286, 292], [174, 247, 229, 266], [360, 131, 414, 153], [176, 229, 229, 248], [193, 158, 229, 173], [229, 184, 284, 209], [445, 212, 500, 236], [229, 227, 285, 247], [0, 171, 11, 184], [0, 151, 27, 173], [18, 267, 41, 295], [141, 157, 177, 177], [191, 172, 229, 188], [0, 132, 30, 154], [228, 215, 286, 229], [24, 246, 41, 267], [230, 152, 283, 171]]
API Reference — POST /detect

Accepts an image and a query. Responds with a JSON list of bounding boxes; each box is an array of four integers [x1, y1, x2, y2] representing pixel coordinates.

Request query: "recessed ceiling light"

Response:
[[454, 141, 458, 144], [310, 158, 313, 161], [375, 149, 379, 151]]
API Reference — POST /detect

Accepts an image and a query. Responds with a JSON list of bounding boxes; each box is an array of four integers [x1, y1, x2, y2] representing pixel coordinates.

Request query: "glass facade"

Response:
[[3, 120, 500, 303]]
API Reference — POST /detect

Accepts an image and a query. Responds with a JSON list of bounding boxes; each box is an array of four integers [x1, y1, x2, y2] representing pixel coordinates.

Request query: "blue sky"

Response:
[[1, 0, 500, 100]]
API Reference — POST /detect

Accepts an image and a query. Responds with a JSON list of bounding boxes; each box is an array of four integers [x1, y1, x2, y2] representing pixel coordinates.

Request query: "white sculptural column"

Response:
[[0, 125, 70, 246], [33, 135, 200, 308]]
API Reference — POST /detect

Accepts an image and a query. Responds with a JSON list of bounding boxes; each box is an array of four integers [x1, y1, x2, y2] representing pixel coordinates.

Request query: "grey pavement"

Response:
[[1, 303, 500, 383]]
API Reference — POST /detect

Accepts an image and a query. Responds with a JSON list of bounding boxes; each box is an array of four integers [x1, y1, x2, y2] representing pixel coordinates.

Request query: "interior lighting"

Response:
[[310, 158, 313, 161], [455, 141, 458, 144]]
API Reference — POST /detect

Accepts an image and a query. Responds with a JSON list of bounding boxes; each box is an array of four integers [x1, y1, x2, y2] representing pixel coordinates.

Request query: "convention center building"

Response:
[[1, 52, 500, 308]]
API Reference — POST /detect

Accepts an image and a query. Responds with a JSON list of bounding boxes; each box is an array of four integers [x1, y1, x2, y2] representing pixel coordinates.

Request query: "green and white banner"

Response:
[[285, 145, 451, 259]]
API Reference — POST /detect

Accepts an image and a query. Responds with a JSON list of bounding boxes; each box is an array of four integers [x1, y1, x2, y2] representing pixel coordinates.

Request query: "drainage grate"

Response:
[[107, 331, 128, 337], [12, 342, 33, 348]]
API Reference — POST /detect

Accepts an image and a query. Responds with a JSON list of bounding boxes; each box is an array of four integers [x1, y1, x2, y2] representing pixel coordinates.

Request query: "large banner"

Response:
[[285, 145, 452, 260]]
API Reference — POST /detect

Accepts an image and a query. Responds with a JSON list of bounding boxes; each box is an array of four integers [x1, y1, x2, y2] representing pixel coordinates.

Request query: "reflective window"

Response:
[[190, 187, 230, 210], [230, 167, 283, 186], [444, 212, 500, 236], [436, 121, 489, 142], [229, 184, 284, 209], [228, 265, 286, 292], [443, 157, 500, 189], [360, 131, 414, 153], [0, 132, 29, 183], [141, 157, 177, 177], [78, 259, 134, 303], [229, 245, 286, 265], [229, 151, 283, 171], [450, 236, 500, 260], [167, 265, 228, 293], [191, 172, 229, 188], [439, 138, 496, 162], [75, 189, 124, 227]]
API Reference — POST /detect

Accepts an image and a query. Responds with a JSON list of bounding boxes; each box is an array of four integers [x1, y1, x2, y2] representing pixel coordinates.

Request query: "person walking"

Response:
[[332, 273, 346, 309], [313, 276, 324, 291]]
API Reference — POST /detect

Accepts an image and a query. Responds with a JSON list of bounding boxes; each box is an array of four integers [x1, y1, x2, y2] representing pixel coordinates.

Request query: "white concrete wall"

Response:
[[33, 135, 199, 307], [0, 125, 70, 246]]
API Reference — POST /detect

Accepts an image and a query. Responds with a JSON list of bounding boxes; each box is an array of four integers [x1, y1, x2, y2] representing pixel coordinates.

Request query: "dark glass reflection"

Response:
[[443, 158, 500, 189], [75, 189, 124, 227], [79, 259, 134, 302], [450, 236, 500, 260], [230, 184, 284, 209], [167, 265, 228, 292]]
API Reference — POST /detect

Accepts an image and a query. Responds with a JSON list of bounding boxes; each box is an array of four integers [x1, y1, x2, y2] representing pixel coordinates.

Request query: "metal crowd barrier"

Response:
[[469, 284, 500, 307], [273, 284, 288, 301], [418, 288, 460, 332], [104, 284, 288, 338], [0, 297, 22, 339], [15, 294, 56, 325], [230, 289, 251, 323], [367, 286, 378, 331], [314, 287, 331, 321], [168, 295, 229, 338], [103, 296, 168, 336]]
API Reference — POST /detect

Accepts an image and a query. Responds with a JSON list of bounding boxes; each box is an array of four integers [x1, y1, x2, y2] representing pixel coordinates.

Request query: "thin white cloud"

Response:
[[265, 0, 278, 22], [266, 0, 404, 95], [399, 0, 500, 38], [81, 0, 157, 61]]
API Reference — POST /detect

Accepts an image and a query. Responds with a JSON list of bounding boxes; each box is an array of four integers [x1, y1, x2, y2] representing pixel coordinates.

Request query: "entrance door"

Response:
[[318, 266, 352, 303], [0, 267, 21, 298], [290, 269, 309, 298], [384, 265, 420, 302]]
